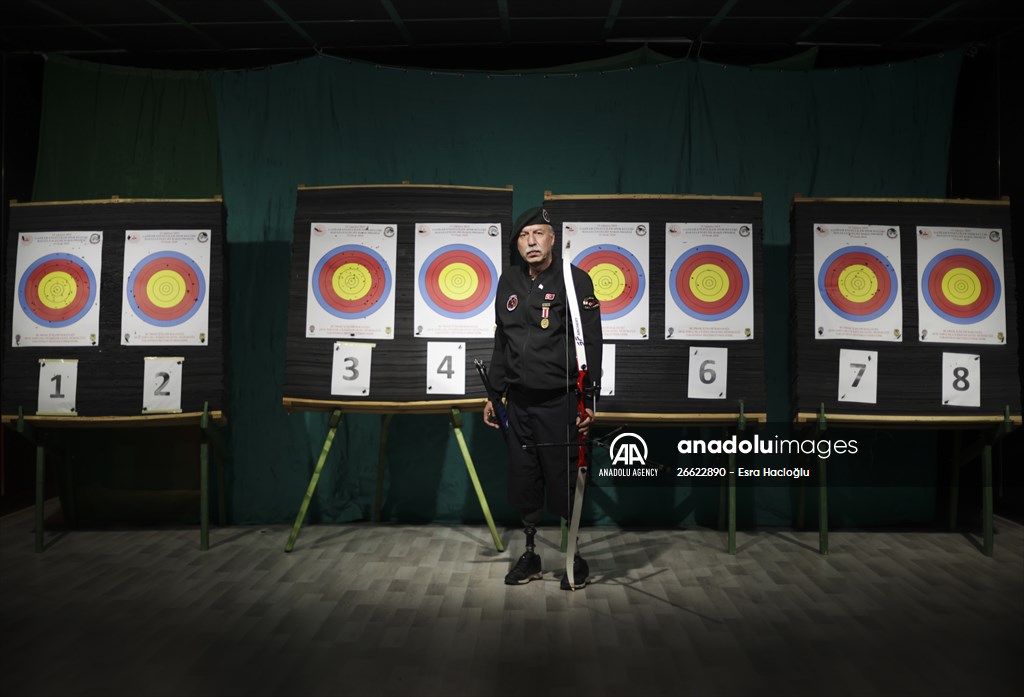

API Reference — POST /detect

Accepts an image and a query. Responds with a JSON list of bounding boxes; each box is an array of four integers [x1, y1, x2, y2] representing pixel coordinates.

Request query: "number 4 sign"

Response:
[[426, 341, 465, 395], [37, 358, 78, 415], [687, 347, 728, 399], [942, 353, 980, 407], [838, 349, 878, 404]]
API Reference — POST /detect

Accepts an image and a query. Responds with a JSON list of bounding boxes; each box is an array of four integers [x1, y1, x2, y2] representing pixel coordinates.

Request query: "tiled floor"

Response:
[[1, 508, 1021, 696]]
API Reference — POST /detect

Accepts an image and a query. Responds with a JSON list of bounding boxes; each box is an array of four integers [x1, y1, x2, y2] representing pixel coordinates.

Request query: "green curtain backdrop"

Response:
[[33, 56, 221, 201], [28, 51, 962, 528]]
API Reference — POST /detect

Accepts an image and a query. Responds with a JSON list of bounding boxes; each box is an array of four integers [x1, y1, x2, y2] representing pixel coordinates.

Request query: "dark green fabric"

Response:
[[33, 56, 221, 201], [210, 53, 960, 526], [29, 51, 962, 528]]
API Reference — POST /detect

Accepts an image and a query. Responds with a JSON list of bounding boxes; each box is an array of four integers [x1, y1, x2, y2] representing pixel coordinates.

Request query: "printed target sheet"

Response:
[[122, 230, 211, 346], [665, 223, 754, 341], [306, 223, 397, 340], [564, 221, 649, 340], [12, 230, 103, 347], [917, 226, 1006, 345], [414, 222, 501, 338], [813, 224, 903, 342]]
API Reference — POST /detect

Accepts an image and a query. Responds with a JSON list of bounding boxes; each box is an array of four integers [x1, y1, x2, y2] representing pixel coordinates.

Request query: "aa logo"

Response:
[[610, 433, 648, 466]]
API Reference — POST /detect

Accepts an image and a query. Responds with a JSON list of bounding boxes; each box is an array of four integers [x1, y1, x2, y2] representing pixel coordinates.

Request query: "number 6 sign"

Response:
[[687, 347, 728, 399]]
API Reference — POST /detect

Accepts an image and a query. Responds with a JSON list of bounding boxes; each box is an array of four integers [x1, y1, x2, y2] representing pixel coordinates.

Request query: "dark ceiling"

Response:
[[1, 0, 1022, 70]]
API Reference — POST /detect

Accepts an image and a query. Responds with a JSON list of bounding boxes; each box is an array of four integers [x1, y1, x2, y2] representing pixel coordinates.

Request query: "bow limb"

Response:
[[561, 257, 590, 590]]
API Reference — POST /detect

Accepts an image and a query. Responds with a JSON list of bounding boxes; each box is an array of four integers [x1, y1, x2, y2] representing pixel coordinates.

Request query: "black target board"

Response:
[[790, 197, 1019, 417], [2, 199, 226, 416], [283, 185, 512, 410], [542, 195, 766, 417]]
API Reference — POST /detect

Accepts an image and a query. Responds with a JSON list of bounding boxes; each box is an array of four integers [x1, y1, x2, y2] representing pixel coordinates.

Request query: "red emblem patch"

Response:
[[506, 294, 518, 311], [545, 293, 556, 300]]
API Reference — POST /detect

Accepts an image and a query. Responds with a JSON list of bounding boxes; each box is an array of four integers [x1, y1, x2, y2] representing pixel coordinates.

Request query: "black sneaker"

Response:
[[504, 551, 542, 585], [560, 554, 590, 591]]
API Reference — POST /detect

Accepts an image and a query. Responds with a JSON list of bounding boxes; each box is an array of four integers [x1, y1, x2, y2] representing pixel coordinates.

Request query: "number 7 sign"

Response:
[[838, 349, 878, 404]]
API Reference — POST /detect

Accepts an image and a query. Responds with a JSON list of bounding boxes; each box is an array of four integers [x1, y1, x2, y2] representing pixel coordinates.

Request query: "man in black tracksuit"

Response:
[[483, 206, 603, 589]]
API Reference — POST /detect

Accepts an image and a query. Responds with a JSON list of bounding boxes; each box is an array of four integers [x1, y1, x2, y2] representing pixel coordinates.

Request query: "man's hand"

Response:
[[483, 400, 502, 429], [576, 407, 595, 438]]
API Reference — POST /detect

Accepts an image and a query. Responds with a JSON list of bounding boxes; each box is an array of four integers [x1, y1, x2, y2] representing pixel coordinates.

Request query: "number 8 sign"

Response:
[[942, 353, 980, 407]]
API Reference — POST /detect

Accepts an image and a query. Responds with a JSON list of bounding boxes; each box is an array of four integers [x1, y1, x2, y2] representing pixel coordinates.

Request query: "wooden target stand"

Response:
[[1, 406, 227, 553], [790, 195, 1020, 556], [2, 196, 229, 552], [794, 409, 1021, 557], [593, 407, 768, 555], [281, 398, 503, 553]]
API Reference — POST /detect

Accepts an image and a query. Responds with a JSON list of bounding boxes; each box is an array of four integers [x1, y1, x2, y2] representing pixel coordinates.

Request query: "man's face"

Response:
[[517, 224, 555, 266]]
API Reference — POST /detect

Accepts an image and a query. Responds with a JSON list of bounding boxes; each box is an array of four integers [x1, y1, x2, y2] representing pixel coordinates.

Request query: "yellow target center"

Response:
[[588, 263, 626, 302], [332, 263, 372, 300], [837, 264, 879, 303], [146, 269, 187, 309], [941, 268, 982, 306], [36, 271, 77, 309], [689, 264, 730, 303], [438, 262, 479, 300]]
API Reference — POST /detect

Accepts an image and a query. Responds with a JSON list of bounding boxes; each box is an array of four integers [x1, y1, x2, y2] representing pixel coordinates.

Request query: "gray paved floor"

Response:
[[1, 508, 1021, 696]]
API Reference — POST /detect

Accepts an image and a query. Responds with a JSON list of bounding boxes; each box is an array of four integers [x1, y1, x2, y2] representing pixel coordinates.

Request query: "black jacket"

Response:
[[489, 257, 603, 395]]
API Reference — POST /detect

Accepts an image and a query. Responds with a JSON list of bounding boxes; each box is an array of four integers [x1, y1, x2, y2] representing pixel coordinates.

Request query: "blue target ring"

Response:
[[669, 245, 750, 321], [418, 244, 497, 319], [921, 248, 1001, 325], [817, 246, 898, 322], [18, 253, 98, 328], [572, 245, 646, 321], [127, 251, 207, 327], [312, 245, 393, 320]]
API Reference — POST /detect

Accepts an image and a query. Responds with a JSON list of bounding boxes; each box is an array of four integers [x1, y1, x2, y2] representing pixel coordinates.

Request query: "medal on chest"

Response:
[[540, 302, 551, 329]]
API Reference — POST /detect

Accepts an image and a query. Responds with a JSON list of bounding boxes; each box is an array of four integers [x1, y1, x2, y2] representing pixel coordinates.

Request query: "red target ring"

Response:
[[313, 246, 391, 318], [571, 245, 645, 320], [671, 246, 749, 320], [819, 248, 896, 320], [924, 252, 997, 321], [419, 244, 497, 319], [128, 252, 206, 326], [22, 255, 94, 325]]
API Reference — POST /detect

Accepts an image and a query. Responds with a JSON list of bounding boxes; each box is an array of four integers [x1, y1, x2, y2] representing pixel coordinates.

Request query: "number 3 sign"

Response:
[[332, 341, 373, 396]]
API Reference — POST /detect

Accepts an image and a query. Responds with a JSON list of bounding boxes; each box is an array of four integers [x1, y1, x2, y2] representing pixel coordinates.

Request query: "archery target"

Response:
[[418, 244, 497, 319], [312, 245, 392, 320], [921, 249, 1000, 324], [817, 246, 898, 322], [127, 251, 206, 327], [670, 245, 749, 321], [572, 245, 645, 321], [18, 253, 97, 328]]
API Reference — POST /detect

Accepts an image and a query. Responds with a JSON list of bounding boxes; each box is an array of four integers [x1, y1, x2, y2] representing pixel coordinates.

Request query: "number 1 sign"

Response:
[[37, 358, 78, 415]]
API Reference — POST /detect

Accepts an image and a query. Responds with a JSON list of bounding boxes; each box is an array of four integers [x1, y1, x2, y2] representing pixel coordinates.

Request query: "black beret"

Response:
[[513, 206, 553, 235]]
